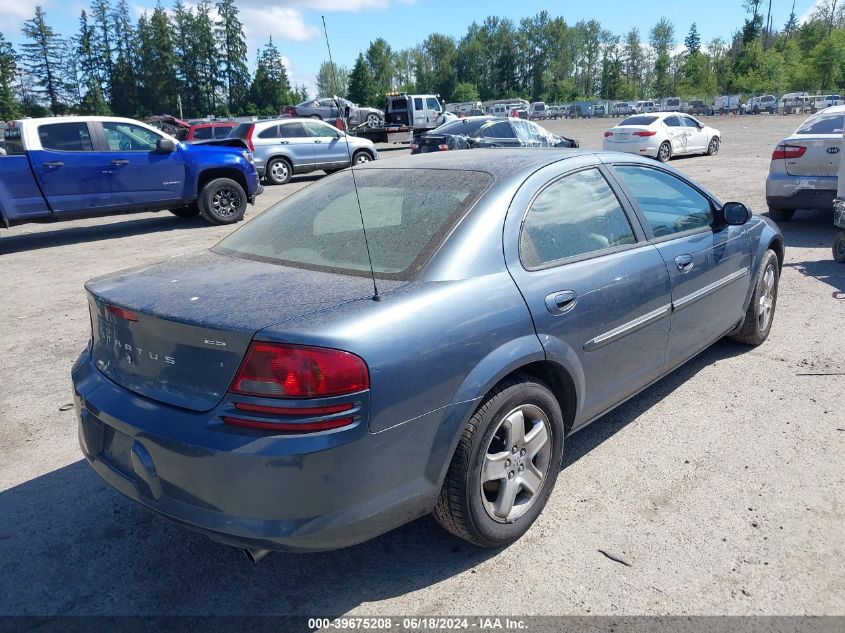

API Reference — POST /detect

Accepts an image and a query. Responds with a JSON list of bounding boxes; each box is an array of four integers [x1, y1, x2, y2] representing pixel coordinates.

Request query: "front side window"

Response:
[[520, 168, 636, 269], [614, 165, 713, 237], [426, 97, 441, 111], [102, 122, 160, 151], [38, 122, 94, 152], [215, 168, 494, 279]]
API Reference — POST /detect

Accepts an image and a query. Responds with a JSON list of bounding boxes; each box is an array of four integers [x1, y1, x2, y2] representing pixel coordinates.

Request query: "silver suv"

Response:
[[231, 118, 377, 185]]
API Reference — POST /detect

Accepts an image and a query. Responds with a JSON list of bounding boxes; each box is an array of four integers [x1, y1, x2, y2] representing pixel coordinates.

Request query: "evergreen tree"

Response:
[[366, 38, 394, 97], [250, 38, 291, 114], [90, 0, 113, 98], [347, 53, 377, 107], [650, 17, 675, 96], [783, 1, 799, 37], [451, 82, 479, 102], [76, 10, 110, 115], [172, 1, 200, 115], [216, 0, 250, 113], [685, 23, 701, 53], [137, 6, 178, 115], [20, 6, 65, 113], [0, 34, 20, 120], [110, 0, 139, 115], [194, 0, 222, 114], [316, 61, 348, 98]]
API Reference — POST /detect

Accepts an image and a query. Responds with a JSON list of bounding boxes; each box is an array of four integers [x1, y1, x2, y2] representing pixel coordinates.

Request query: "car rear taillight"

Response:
[[771, 144, 806, 160], [604, 131, 614, 137], [438, 144, 449, 151], [244, 124, 255, 152], [633, 130, 657, 137], [229, 342, 369, 398], [105, 304, 139, 322]]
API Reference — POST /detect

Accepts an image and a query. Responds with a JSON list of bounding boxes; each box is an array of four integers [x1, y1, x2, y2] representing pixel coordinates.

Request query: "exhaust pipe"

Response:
[[243, 548, 271, 563]]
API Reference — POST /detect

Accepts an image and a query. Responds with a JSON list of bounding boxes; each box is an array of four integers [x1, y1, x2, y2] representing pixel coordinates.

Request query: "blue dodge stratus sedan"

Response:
[[72, 149, 783, 559]]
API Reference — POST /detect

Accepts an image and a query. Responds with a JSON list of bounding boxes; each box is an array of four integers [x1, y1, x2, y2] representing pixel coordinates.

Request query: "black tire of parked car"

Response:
[[833, 231, 845, 263], [198, 178, 247, 225], [351, 150, 372, 165], [169, 204, 200, 218], [767, 208, 795, 222], [729, 249, 780, 346], [657, 141, 672, 162], [433, 375, 565, 547], [309, 114, 321, 119], [707, 136, 720, 156], [266, 157, 292, 185]]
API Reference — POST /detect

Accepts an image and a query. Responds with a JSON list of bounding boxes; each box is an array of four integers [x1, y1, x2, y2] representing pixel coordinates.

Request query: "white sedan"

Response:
[[602, 112, 720, 162]]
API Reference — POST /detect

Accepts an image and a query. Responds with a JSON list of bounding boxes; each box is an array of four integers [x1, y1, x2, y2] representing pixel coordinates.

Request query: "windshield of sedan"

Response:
[[619, 115, 658, 126], [215, 169, 493, 279], [796, 113, 844, 135]]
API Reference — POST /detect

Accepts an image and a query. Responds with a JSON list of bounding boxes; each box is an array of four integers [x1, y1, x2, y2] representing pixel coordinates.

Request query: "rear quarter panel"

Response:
[[0, 155, 51, 223]]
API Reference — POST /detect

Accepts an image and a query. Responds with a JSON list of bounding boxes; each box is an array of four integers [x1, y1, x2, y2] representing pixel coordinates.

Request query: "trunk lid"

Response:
[[782, 134, 841, 177], [607, 126, 650, 144], [86, 250, 396, 412]]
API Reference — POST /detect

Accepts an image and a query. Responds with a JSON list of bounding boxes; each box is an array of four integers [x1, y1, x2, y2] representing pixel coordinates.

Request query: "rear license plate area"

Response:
[[100, 424, 135, 478]]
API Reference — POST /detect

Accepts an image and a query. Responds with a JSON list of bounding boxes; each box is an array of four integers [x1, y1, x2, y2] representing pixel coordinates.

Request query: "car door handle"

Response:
[[110, 159, 130, 166], [279, 141, 289, 145], [313, 140, 323, 144], [545, 290, 578, 315], [41, 161, 64, 168], [675, 254, 694, 272]]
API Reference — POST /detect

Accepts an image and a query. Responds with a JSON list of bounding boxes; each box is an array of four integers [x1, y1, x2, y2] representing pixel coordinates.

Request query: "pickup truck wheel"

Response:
[[266, 158, 292, 185], [768, 208, 795, 222], [199, 178, 247, 225], [170, 204, 199, 218], [833, 231, 845, 263], [433, 375, 564, 547], [729, 250, 779, 346]]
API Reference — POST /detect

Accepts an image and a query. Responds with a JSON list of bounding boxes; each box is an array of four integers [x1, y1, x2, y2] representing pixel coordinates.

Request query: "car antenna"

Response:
[[321, 15, 380, 301]]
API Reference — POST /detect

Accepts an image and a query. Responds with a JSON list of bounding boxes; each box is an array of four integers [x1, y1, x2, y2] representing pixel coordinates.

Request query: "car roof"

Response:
[[192, 122, 235, 128], [357, 148, 655, 181], [813, 104, 845, 113]]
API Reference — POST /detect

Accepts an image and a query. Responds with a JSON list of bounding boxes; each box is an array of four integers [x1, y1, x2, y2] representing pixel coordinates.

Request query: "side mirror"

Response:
[[722, 201, 751, 225], [156, 138, 176, 153]]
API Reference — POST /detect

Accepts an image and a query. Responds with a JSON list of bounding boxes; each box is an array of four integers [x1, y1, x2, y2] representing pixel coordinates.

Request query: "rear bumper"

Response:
[[71, 350, 447, 552], [766, 172, 837, 211], [602, 141, 658, 158]]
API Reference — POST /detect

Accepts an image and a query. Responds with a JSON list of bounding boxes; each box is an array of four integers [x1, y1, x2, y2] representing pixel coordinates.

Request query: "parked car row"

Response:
[[410, 116, 578, 154]]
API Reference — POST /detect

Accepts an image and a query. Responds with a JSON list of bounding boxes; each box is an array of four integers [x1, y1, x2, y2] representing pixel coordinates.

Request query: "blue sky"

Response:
[[0, 0, 821, 94]]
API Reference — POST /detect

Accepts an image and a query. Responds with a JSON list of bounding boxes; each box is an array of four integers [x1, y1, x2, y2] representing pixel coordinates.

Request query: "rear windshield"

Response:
[[620, 115, 657, 126], [433, 119, 489, 136], [796, 114, 844, 135], [214, 168, 494, 280], [230, 123, 252, 139]]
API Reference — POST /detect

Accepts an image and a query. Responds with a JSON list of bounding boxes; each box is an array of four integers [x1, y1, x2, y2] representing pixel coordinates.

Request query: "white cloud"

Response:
[[0, 0, 50, 33], [235, 0, 391, 12], [240, 6, 320, 44]]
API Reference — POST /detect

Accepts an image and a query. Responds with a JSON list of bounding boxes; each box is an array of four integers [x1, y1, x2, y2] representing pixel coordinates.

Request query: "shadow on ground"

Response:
[[0, 341, 747, 616]]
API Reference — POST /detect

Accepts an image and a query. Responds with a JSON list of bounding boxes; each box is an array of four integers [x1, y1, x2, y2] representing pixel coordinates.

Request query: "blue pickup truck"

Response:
[[0, 116, 262, 234]]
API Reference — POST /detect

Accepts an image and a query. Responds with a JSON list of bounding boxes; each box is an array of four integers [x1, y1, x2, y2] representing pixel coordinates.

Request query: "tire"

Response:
[[729, 249, 779, 346], [833, 231, 845, 263], [768, 207, 795, 222], [266, 157, 292, 185], [657, 141, 672, 162], [309, 114, 321, 119], [706, 136, 720, 156], [198, 178, 247, 225], [753, 106, 760, 115], [433, 375, 565, 548], [351, 150, 372, 166], [365, 113, 381, 128], [169, 204, 199, 218]]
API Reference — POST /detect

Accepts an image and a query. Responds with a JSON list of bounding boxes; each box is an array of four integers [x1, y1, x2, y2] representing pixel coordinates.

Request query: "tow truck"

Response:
[[350, 93, 447, 144]]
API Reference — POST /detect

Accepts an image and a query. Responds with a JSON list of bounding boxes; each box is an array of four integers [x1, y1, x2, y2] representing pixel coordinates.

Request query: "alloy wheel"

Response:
[[271, 161, 288, 182], [659, 143, 671, 161], [211, 187, 241, 217], [757, 264, 776, 331], [354, 153, 371, 165], [480, 404, 552, 523]]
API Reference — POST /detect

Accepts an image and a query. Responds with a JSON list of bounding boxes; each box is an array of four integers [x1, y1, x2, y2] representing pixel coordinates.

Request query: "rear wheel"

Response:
[[309, 114, 321, 120], [198, 178, 247, 225], [657, 141, 672, 162], [266, 157, 292, 185], [729, 250, 779, 346], [433, 375, 564, 547], [833, 231, 845, 263], [170, 204, 199, 218], [768, 207, 795, 222], [706, 136, 720, 156], [365, 113, 381, 127]]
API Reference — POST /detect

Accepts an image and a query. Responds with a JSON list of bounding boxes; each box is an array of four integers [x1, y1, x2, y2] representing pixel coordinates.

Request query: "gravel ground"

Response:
[[0, 114, 842, 617]]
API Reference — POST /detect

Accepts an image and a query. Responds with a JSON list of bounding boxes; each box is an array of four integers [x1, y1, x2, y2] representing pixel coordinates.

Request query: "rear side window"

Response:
[[230, 123, 252, 139], [3, 127, 24, 155], [620, 115, 657, 126], [257, 125, 279, 139], [482, 122, 516, 138], [796, 114, 844, 135], [614, 165, 713, 236], [664, 116, 682, 127], [520, 168, 636, 269], [214, 126, 233, 139], [278, 122, 307, 138], [38, 122, 94, 152], [191, 127, 213, 140], [215, 168, 493, 280], [414, 98, 423, 110]]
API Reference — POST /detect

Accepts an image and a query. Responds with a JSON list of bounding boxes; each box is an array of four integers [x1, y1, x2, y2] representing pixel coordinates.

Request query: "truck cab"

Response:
[[385, 94, 443, 132]]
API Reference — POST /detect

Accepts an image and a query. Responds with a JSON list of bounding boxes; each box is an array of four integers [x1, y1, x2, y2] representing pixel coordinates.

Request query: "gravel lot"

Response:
[[0, 114, 842, 617]]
